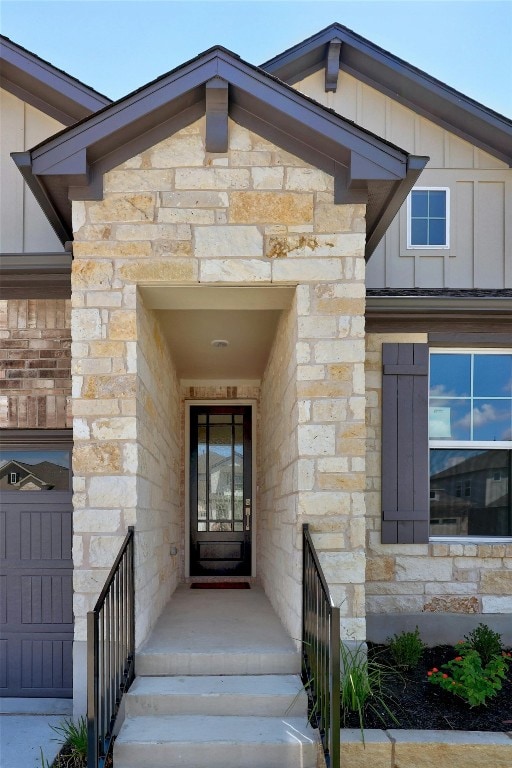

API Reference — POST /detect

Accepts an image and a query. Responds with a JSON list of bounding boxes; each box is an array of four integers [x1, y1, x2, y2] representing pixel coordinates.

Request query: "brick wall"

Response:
[[0, 299, 71, 428]]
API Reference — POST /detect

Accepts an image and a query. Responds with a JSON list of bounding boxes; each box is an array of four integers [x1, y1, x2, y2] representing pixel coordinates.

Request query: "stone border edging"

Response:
[[340, 728, 512, 768]]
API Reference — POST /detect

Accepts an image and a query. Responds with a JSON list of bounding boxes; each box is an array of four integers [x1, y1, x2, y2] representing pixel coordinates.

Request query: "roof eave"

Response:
[[0, 35, 111, 125], [11, 151, 72, 244], [365, 155, 428, 260], [262, 24, 512, 167], [14, 48, 420, 256]]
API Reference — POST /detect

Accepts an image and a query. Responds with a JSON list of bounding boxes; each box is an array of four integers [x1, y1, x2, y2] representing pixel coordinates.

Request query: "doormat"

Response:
[[190, 582, 250, 589]]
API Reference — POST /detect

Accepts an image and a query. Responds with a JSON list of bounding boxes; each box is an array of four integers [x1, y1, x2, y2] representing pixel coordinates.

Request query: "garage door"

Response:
[[0, 432, 73, 697]]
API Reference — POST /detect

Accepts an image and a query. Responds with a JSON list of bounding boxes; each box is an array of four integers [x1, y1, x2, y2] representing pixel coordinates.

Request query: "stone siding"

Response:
[[71, 115, 367, 667], [259, 295, 300, 637], [0, 299, 71, 428], [365, 332, 512, 618]]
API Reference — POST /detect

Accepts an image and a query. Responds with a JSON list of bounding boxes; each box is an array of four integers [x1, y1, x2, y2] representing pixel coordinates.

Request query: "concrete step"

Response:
[[113, 714, 318, 768], [136, 647, 300, 676], [125, 674, 308, 717], [135, 585, 301, 676]]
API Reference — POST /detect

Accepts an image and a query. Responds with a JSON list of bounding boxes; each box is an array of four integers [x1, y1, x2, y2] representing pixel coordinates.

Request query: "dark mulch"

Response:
[[341, 644, 512, 732]]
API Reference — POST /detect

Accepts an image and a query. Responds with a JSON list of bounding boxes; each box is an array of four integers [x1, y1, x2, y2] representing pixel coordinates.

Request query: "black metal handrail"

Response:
[[87, 526, 135, 768], [302, 523, 340, 768]]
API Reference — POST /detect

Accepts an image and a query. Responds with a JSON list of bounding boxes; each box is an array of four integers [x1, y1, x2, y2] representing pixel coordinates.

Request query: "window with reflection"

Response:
[[0, 450, 71, 491], [196, 413, 244, 533], [429, 352, 512, 537]]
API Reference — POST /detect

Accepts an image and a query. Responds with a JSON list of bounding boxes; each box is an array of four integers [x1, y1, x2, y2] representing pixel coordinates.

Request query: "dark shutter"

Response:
[[381, 343, 429, 544]]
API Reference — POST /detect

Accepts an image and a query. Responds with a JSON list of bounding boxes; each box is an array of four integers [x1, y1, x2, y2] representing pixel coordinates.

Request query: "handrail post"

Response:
[[87, 527, 135, 768], [330, 604, 341, 768], [87, 610, 99, 768], [302, 523, 341, 768]]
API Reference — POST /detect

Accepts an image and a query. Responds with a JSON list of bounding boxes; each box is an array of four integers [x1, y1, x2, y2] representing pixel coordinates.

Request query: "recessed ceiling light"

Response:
[[211, 339, 229, 348]]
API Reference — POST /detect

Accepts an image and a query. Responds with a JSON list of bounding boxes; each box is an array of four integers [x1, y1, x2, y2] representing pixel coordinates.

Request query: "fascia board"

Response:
[[0, 36, 111, 122], [11, 151, 71, 243], [366, 296, 512, 315], [262, 25, 512, 166], [365, 155, 428, 260], [30, 50, 410, 184]]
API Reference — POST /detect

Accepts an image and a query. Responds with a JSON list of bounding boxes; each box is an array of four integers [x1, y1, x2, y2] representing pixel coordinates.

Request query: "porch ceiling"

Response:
[[156, 309, 281, 380]]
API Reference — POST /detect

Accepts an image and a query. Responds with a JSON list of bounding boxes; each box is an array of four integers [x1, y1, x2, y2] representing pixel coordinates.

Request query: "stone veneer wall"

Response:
[[259, 296, 300, 637], [70, 115, 368, 668], [135, 295, 181, 641], [0, 299, 71, 428], [365, 332, 512, 622]]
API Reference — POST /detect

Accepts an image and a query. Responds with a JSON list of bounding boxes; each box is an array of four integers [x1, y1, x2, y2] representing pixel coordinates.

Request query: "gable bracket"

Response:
[[325, 38, 342, 92], [205, 76, 229, 152]]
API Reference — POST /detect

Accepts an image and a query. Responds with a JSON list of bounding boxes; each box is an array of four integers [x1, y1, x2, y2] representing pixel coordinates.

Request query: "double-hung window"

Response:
[[407, 188, 450, 248], [429, 351, 512, 538]]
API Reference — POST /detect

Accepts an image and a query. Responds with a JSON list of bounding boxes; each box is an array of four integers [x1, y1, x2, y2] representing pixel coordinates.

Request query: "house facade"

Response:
[[1, 25, 511, 714]]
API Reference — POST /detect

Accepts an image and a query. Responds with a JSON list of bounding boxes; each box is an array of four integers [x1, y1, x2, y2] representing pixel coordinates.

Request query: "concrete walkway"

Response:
[[0, 698, 72, 768]]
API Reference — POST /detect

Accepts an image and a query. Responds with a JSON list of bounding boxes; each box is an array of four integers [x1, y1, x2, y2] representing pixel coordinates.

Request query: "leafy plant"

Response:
[[465, 623, 504, 666], [427, 641, 511, 707], [340, 642, 399, 739], [387, 627, 425, 670]]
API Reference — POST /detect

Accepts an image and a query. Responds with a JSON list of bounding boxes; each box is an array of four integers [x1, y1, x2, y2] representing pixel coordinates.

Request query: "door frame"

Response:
[[185, 400, 257, 578]]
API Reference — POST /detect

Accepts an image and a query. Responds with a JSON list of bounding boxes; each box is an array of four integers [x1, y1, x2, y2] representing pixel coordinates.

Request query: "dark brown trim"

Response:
[[429, 332, 512, 346], [325, 38, 342, 92], [261, 24, 512, 166], [14, 46, 426, 258], [0, 253, 72, 299], [205, 77, 229, 152], [0, 34, 111, 125], [0, 428, 73, 446]]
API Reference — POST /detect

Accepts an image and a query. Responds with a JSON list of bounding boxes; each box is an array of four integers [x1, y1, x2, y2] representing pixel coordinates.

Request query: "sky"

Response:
[[1, 1, 511, 117]]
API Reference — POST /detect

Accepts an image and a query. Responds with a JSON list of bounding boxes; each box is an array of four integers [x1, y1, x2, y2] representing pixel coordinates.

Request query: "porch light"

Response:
[[211, 339, 229, 348]]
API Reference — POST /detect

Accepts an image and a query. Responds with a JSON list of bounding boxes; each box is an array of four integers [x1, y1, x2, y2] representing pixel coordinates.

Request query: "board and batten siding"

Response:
[[293, 70, 512, 289], [0, 88, 64, 254]]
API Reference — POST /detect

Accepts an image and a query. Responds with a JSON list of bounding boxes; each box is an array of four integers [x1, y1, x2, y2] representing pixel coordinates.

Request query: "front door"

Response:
[[189, 405, 252, 576]]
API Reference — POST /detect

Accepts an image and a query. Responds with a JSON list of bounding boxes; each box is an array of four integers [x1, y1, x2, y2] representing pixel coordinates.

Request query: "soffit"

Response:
[[261, 24, 512, 167], [155, 309, 281, 380], [13, 46, 426, 259]]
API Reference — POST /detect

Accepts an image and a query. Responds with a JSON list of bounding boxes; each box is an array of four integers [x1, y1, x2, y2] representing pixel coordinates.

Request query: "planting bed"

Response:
[[341, 644, 512, 732]]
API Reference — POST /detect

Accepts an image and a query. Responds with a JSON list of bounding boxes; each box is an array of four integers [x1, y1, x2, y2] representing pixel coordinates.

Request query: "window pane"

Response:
[[428, 190, 446, 218], [197, 426, 207, 522], [472, 399, 512, 441], [429, 399, 471, 440], [430, 354, 471, 397], [411, 219, 428, 245], [430, 449, 512, 536], [474, 354, 512, 398], [411, 190, 428, 217], [0, 450, 70, 491], [428, 219, 446, 245]]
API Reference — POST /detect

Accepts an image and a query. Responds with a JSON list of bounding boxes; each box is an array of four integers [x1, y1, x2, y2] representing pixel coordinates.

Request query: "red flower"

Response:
[[442, 673, 449, 679], [432, 667, 439, 673], [427, 671, 433, 677], [454, 656, 462, 661]]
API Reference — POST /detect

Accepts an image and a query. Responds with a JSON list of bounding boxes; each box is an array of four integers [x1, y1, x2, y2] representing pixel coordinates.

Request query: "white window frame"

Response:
[[429, 348, 512, 542], [9, 472, 18, 485], [407, 187, 450, 250]]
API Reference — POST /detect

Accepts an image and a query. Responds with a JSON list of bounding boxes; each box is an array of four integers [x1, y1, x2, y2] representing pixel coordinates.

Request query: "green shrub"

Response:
[[340, 642, 399, 739], [427, 641, 511, 707], [387, 627, 425, 669], [464, 623, 503, 666]]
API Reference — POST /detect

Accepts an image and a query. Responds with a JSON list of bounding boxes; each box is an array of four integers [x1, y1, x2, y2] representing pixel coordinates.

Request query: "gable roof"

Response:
[[262, 23, 512, 167], [0, 34, 111, 125], [12, 45, 426, 259]]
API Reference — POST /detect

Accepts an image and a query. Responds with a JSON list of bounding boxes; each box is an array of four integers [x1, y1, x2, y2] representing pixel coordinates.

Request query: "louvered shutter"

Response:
[[381, 343, 429, 544]]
